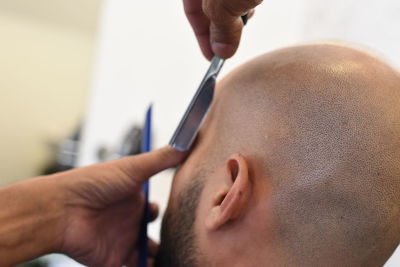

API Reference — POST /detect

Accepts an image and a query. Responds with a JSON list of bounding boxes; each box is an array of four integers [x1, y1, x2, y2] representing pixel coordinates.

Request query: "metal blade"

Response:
[[169, 74, 216, 151]]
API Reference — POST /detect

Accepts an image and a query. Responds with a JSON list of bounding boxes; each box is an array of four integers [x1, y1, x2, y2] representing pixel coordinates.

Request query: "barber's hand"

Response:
[[184, 0, 262, 60], [56, 146, 185, 267]]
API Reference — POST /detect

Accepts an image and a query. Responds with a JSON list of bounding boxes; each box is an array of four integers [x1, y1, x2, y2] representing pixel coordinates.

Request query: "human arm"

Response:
[[0, 176, 64, 266], [0, 146, 184, 267], [183, 0, 263, 59]]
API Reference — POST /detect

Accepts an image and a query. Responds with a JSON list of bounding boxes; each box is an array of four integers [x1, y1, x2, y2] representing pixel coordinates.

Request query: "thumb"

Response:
[[210, 17, 244, 59], [204, 0, 262, 58], [115, 146, 187, 183]]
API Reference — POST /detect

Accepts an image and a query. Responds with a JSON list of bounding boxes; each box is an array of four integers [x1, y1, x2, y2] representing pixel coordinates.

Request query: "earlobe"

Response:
[[205, 153, 252, 231]]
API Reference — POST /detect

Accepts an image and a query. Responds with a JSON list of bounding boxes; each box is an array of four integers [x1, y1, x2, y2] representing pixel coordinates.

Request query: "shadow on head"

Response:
[[155, 44, 400, 267]]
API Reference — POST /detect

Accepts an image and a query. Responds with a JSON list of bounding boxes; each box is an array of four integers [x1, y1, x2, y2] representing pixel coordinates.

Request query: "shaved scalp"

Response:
[[208, 44, 400, 266]]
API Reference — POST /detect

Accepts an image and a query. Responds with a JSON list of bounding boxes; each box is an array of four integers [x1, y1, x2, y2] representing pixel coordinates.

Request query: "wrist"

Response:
[[37, 174, 70, 253], [23, 175, 68, 254], [21, 175, 69, 254], [0, 176, 67, 265]]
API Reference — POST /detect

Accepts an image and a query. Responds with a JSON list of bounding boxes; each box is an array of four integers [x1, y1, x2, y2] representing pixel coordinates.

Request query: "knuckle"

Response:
[[244, 0, 264, 8], [225, 0, 263, 16], [204, 0, 259, 26], [202, 0, 217, 19]]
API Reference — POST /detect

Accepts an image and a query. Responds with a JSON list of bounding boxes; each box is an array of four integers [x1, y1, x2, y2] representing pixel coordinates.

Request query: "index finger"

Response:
[[115, 146, 187, 183], [183, 0, 213, 60]]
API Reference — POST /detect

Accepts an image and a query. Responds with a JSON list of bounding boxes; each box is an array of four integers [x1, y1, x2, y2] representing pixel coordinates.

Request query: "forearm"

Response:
[[0, 176, 65, 266]]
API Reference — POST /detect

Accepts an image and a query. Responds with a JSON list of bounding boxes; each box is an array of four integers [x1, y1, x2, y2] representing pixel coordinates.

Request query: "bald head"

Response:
[[157, 44, 400, 267], [207, 44, 400, 265]]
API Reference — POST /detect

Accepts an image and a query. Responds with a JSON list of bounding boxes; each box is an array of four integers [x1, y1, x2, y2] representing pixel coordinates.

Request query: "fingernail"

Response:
[[211, 42, 236, 58]]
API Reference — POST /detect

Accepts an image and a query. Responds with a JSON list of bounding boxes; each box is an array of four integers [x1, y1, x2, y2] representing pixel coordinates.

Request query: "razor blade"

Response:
[[169, 14, 249, 152], [169, 56, 224, 151]]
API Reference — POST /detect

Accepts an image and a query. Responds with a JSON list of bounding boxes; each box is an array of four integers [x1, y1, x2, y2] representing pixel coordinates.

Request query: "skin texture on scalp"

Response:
[[207, 44, 400, 266], [157, 44, 400, 267]]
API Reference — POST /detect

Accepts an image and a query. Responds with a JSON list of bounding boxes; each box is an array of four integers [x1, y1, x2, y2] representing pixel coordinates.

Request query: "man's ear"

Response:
[[205, 153, 252, 231]]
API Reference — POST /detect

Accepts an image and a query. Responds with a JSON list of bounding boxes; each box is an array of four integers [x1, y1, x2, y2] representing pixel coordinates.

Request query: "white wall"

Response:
[[77, 0, 399, 265], [0, 0, 98, 186], [301, 0, 400, 68]]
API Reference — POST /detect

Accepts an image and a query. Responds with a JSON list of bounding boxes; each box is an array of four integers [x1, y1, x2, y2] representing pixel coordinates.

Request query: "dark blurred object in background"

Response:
[[40, 122, 145, 176], [97, 125, 143, 161], [41, 124, 82, 175]]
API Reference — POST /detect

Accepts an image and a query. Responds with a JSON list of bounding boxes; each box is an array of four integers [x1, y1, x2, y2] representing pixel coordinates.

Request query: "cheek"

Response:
[[169, 150, 202, 200], [192, 183, 215, 265], [169, 166, 191, 204]]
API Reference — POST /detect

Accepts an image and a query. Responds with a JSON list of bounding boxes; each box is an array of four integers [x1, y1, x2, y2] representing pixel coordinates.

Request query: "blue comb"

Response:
[[139, 105, 152, 267]]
